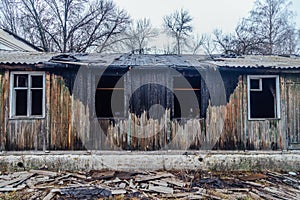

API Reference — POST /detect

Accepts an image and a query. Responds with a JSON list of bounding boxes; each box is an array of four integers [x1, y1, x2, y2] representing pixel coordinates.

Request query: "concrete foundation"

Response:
[[0, 151, 300, 172]]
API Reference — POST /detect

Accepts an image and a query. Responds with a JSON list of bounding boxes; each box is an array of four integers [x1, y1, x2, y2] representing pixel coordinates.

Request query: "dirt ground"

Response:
[[0, 169, 299, 200]]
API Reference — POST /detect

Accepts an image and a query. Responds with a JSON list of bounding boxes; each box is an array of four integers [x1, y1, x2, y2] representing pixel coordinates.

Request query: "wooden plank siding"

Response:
[[285, 75, 300, 149], [212, 75, 244, 150], [48, 73, 72, 150], [0, 70, 7, 150], [1, 66, 300, 151], [3, 70, 45, 150]]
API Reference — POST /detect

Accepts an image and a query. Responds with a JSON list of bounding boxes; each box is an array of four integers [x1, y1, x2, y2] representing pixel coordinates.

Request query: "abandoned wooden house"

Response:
[[0, 52, 300, 151]]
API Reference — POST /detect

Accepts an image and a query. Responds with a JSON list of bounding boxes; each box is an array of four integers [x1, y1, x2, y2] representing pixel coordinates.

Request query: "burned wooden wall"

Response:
[[1, 65, 300, 151], [70, 68, 292, 151]]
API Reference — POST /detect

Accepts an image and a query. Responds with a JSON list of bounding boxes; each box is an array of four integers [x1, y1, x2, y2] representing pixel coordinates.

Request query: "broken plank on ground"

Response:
[[0, 172, 34, 188], [135, 172, 174, 182], [148, 184, 174, 194]]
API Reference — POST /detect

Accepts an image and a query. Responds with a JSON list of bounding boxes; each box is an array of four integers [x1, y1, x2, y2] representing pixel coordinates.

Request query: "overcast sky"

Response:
[[114, 0, 300, 34], [113, 0, 300, 53]]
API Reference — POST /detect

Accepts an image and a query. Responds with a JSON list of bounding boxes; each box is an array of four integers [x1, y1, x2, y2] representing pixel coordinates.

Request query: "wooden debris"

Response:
[[0, 185, 26, 192], [227, 188, 250, 192], [197, 192, 223, 200], [29, 170, 58, 177], [249, 191, 261, 200], [163, 192, 200, 198], [0, 170, 299, 199], [69, 172, 86, 180], [162, 178, 186, 187], [240, 173, 268, 181], [0, 172, 34, 188], [118, 182, 126, 188], [42, 191, 56, 200], [289, 172, 297, 176], [111, 189, 127, 195], [129, 179, 137, 188], [135, 172, 174, 182], [243, 180, 265, 187], [90, 170, 115, 179], [148, 184, 174, 194], [149, 180, 168, 187]]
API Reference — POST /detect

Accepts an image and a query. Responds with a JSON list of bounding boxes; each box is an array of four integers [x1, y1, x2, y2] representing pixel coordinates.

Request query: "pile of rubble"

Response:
[[0, 169, 300, 199]]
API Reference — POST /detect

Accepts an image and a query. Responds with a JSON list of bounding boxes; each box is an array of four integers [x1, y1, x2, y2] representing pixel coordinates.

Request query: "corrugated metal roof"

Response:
[[109, 54, 210, 68], [1, 52, 300, 69], [210, 55, 300, 69], [52, 54, 300, 69], [0, 51, 59, 65]]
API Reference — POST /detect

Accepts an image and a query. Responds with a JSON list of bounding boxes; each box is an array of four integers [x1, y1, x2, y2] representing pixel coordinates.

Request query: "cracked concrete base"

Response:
[[0, 151, 300, 172]]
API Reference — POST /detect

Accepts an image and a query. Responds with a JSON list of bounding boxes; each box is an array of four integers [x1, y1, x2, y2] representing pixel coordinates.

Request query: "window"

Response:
[[248, 75, 280, 120], [95, 76, 124, 118], [10, 72, 45, 118], [173, 76, 201, 118]]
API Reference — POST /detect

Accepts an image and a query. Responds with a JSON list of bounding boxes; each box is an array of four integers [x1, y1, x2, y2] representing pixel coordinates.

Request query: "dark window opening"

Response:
[[96, 76, 124, 118], [31, 76, 43, 88], [31, 90, 43, 115], [250, 79, 261, 90], [15, 90, 27, 116], [14, 74, 28, 87], [249, 77, 278, 119], [173, 76, 201, 118]]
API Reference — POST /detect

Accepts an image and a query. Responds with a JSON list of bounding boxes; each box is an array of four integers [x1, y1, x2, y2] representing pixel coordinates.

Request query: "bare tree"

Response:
[[233, 20, 265, 54], [202, 35, 217, 57], [19, 0, 52, 51], [212, 0, 298, 55], [0, 0, 131, 53], [0, 0, 20, 33], [186, 34, 205, 54], [237, 0, 297, 55], [123, 18, 158, 54], [0, 0, 51, 51], [296, 30, 300, 54], [163, 9, 192, 54], [212, 29, 238, 54]]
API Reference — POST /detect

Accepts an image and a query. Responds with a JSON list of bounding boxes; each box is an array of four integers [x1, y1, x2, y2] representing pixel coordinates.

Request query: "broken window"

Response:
[[10, 72, 45, 118], [96, 76, 124, 118], [248, 76, 280, 119], [173, 76, 201, 118]]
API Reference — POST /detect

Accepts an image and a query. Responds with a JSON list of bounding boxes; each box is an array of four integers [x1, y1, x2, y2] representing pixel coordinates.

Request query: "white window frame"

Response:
[[249, 78, 262, 91], [247, 75, 280, 120], [10, 71, 46, 119]]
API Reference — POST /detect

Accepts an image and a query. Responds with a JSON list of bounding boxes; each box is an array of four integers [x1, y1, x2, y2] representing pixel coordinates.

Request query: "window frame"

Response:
[[10, 71, 46, 119], [173, 76, 201, 119], [95, 75, 125, 119], [249, 78, 262, 91], [247, 75, 280, 120]]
